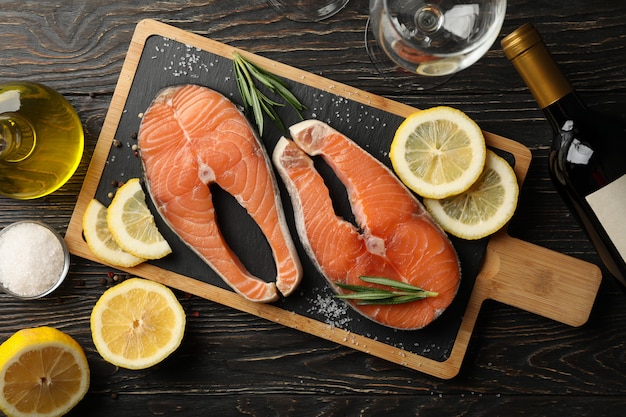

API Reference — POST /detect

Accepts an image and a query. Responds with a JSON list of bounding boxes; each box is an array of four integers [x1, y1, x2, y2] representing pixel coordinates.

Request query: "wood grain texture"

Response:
[[62, 18, 601, 379], [0, 0, 625, 415]]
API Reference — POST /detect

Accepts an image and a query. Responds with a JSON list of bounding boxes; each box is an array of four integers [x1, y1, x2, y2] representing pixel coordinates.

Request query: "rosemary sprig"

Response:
[[334, 276, 438, 305], [233, 52, 306, 136]]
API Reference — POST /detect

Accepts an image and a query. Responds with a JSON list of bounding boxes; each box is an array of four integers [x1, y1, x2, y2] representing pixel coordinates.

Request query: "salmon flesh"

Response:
[[138, 84, 302, 303], [273, 120, 461, 329]]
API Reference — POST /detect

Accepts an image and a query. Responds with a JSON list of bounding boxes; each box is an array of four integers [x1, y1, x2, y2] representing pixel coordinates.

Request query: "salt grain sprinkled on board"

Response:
[[156, 37, 215, 79], [306, 287, 352, 328], [0, 223, 65, 297]]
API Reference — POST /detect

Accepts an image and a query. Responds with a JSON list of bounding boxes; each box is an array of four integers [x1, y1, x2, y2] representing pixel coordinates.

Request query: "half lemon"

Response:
[[423, 149, 519, 240], [390, 106, 487, 199], [90, 277, 186, 370], [83, 198, 146, 267], [0, 327, 90, 417], [107, 178, 171, 260]]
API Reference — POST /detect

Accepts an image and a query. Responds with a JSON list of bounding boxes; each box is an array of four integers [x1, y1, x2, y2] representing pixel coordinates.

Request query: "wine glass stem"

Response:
[[416, 5, 443, 34]]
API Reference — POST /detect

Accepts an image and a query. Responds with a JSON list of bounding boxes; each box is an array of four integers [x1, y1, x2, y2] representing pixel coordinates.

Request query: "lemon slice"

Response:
[[107, 178, 171, 260], [423, 150, 519, 240], [90, 277, 186, 370], [390, 106, 487, 199], [0, 326, 90, 417], [83, 199, 146, 267]]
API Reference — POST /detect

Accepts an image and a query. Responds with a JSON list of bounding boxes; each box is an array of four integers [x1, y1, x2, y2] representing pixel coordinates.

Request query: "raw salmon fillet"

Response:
[[273, 120, 460, 329], [138, 84, 302, 303]]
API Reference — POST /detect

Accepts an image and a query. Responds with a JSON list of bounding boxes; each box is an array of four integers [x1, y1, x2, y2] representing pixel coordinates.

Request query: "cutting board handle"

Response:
[[476, 232, 602, 326]]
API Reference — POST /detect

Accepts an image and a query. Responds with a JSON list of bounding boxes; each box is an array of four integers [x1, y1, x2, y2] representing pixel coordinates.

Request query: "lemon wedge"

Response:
[[83, 198, 146, 267], [0, 326, 90, 417], [90, 277, 186, 370], [423, 150, 519, 240], [107, 178, 171, 260], [390, 106, 487, 199]]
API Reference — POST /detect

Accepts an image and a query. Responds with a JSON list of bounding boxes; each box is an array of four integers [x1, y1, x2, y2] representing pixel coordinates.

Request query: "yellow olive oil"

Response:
[[0, 82, 84, 199]]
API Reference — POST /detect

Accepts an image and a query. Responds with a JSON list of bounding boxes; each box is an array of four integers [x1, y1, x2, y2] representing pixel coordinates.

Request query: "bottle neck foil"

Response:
[[501, 23, 573, 109]]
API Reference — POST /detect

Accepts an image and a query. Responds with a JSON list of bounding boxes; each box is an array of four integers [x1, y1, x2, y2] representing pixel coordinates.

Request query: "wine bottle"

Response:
[[501, 23, 626, 290]]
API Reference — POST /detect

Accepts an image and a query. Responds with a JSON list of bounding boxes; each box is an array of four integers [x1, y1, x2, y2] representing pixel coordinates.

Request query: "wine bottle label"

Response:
[[585, 174, 626, 263]]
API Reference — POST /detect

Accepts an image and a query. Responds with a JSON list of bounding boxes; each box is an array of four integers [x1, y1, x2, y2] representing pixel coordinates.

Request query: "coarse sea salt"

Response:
[[0, 222, 66, 298]]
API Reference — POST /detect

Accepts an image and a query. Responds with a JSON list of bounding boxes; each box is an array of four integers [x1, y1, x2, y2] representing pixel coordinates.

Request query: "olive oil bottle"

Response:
[[0, 82, 84, 199]]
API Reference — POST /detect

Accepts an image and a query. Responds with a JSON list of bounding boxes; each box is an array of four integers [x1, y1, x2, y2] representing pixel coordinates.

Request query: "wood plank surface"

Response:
[[0, 0, 625, 415], [64, 19, 600, 379]]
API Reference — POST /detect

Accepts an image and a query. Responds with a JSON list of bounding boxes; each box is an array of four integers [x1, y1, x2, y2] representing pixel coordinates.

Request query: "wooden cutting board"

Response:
[[65, 19, 602, 379]]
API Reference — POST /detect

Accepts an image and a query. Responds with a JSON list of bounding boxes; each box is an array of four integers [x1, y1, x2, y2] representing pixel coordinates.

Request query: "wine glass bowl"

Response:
[[267, 0, 350, 22], [367, 0, 506, 87]]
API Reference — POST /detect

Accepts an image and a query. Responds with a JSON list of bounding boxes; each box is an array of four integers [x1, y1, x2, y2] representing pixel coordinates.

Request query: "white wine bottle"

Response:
[[502, 23, 626, 289]]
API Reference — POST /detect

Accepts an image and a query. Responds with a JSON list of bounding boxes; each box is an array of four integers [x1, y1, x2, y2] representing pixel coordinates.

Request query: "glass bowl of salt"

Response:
[[0, 220, 70, 299]]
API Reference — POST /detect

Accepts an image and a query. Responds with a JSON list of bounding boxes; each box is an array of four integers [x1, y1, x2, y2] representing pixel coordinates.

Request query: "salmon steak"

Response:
[[273, 120, 460, 329], [138, 84, 302, 303]]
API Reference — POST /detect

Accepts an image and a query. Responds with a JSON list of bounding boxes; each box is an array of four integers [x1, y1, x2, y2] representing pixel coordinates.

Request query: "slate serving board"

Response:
[[66, 20, 602, 379]]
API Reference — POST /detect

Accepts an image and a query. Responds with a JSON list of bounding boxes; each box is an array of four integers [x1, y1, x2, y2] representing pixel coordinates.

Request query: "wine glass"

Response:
[[366, 0, 507, 89], [0, 82, 84, 199], [267, 0, 350, 22]]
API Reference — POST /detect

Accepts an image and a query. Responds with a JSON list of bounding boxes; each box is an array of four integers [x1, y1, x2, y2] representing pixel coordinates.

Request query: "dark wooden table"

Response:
[[1, 1, 625, 416]]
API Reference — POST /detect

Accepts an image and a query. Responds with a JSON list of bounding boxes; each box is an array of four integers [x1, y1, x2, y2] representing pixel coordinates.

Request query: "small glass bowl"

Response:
[[0, 220, 70, 300]]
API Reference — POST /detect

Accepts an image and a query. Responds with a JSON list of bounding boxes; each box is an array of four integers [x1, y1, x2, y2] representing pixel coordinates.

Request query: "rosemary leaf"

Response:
[[334, 276, 438, 306], [257, 69, 305, 112], [234, 65, 253, 109], [247, 64, 279, 90], [336, 292, 396, 301], [334, 282, 383, 293], [359, 276, 433, 293], [354, 294, 430, 306], [259, 99, 286, 133], [249, 87, 264, 137], [270, 79, 305, 110], [232, 52, 306, 135]]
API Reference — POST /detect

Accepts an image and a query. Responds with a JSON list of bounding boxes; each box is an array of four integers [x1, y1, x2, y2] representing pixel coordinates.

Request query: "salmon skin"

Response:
[[273, 120, 461, 329], [138, 84, 302, 303]]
